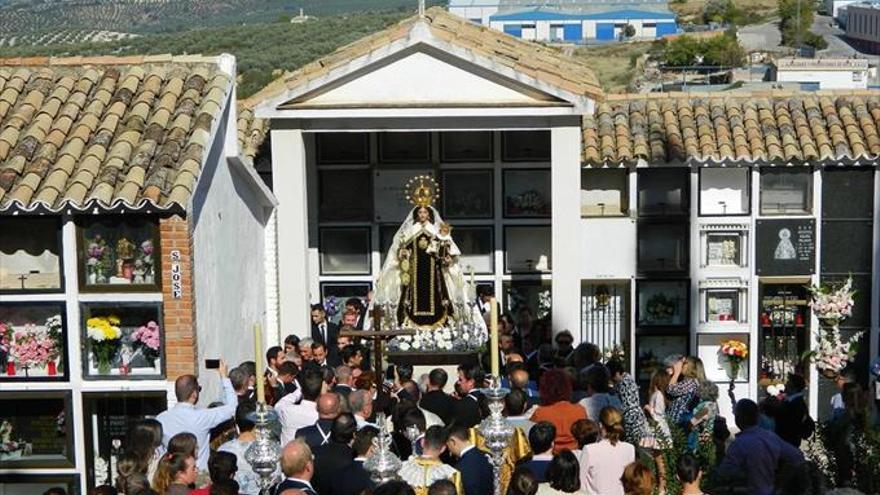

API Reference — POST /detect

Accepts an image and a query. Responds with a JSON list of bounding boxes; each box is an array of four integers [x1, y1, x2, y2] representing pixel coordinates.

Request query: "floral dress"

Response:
[[666, 377, 700, 426], [615, 373, 650, 445]]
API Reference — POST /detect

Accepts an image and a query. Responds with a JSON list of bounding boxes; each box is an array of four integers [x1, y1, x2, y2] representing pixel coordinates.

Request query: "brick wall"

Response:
[[160, 214, 197, 379]]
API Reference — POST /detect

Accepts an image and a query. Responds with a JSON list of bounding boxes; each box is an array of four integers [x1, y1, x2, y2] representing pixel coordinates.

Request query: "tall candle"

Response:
[[254, 323, 265, 404], [489, 297, 499, 378], [469, 267, 476, 301]]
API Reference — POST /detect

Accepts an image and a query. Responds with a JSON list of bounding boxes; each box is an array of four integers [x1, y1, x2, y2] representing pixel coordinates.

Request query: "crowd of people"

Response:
[[74, 296, 879, 495]]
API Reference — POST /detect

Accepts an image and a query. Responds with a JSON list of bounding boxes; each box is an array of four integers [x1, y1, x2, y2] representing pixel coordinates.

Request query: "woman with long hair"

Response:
[[579, 407, 635, 495], [667, 356, 701, 426], [645, 369, 671, 439], [529, 369, 587, 453], [116, 454, 151, 495], [536, 450, 581, 495], [506, 466, 539, 495], [153, 453, 198, 495], [125, 419, 164, 481]]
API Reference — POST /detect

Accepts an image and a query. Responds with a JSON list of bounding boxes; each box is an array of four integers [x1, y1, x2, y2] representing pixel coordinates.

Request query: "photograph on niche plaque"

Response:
[[756, 219, 815, 276], [0, 392, 74, 468]]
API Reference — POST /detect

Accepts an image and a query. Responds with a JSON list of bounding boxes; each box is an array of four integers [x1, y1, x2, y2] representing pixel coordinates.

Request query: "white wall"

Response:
[[776, 69, 868, 89], [191, 104, 270, 403], [580, 219, 637, 279]]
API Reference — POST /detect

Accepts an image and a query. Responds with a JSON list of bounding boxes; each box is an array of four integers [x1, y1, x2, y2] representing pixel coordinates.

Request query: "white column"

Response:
[[271, 128, 312, 337], [871, 169, 879, 384], [551, 125, 582, 339]]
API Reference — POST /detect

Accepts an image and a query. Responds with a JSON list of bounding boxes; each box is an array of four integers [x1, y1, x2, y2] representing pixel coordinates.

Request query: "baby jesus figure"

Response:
[[427, 223, 464, 307]]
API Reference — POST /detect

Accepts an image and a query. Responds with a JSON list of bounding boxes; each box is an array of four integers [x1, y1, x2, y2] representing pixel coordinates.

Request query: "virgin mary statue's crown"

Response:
[[405, 175, 439, 208]]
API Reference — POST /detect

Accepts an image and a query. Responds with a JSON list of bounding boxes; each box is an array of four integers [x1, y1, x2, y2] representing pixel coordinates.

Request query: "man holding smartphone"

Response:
[[157, 359, 238, 469]]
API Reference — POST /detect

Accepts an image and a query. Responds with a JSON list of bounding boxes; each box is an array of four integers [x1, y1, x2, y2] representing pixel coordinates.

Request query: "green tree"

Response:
[[624, 24, 636, 38], [663, 33, 746, 67], [778, 0, 817, 47]]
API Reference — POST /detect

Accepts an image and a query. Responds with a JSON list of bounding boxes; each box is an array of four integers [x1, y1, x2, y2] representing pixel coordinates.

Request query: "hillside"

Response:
[[0, 11, 409, 98], [0, 0, 444, 36]]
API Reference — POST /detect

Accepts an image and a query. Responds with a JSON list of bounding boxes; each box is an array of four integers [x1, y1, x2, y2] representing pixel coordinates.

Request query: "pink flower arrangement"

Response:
[[131, 321, 161, 365], [11, 325, 54, 369]]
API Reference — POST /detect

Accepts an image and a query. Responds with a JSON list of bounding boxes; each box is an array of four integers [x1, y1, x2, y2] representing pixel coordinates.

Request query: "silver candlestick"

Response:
[[364, 413, 402, 484], [244, 403, 281, 494], [404, 424, 421, 459], [479, 375, 513, 495]]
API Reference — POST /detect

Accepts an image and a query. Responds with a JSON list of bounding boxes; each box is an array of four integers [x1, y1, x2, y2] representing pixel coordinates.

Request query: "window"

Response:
[[441, 169, 493, 219], [504, 169, 551, 217], [581, 169, 628, 216], [0, 217, 62, 292], [637, 280, 688, 327], [0, 304, 67, 381], [550, 24, 565, 41], [319, 169, 372, 222], [706, 232, 742, 266], [379, 132, 431, 163], [81, 303, 164, 379], [637, 168, 689, 216], [581, 281, 629, 350], [501, 131, 550, 162], [316, 133, 369, 165], [0, 391, 74, 468], [759, 168, 812, 215], [83, 391, 167, 489], [638, 222, 688, 272], [699, 168, 749, 215], [705, 289, 740, 322], [504, 226, 551, 273], [78, 217, 160, 292], [319, 228, 371, 275], [440, 132, 493, 162]]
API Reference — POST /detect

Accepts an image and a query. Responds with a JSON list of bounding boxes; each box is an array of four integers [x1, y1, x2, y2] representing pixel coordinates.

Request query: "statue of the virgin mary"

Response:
[[376, 176, 467, 329]]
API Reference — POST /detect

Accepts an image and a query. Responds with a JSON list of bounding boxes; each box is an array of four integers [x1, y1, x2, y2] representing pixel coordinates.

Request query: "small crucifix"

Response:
[[18, 274, 27, 290]]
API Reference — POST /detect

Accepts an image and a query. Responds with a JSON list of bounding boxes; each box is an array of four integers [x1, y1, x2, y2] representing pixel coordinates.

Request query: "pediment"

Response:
[[278, 44, 570, 109]]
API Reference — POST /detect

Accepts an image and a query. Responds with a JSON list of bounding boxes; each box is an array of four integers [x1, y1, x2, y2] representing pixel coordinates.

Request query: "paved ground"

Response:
[[812, 14, 861, 57], [739, 20, 784, 52]]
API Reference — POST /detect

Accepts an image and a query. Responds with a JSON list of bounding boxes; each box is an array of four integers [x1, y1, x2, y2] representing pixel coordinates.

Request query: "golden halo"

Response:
[[404, 175, 439, 208]]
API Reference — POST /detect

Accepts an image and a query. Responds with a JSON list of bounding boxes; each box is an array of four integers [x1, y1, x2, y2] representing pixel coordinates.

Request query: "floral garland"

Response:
[[806, 277, 862, 378]]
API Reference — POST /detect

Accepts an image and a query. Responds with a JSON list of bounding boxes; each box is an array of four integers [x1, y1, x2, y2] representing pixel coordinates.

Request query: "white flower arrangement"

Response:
[[804, 424, 836, 484], [806, 277, 862, 377], [809, 276, 855, 325], [94, 455, 109, 486], [388, 324, 487, 353]]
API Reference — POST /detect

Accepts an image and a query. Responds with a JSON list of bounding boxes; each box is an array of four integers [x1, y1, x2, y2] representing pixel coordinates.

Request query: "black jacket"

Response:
[[295, 418, 334, 450], [420, 389, 456, 425], [457, 447, 493, 495], [273, 478, 317, 495], [453, 391, 482, 429], [329, 459, 375, 495], [312, 442, 355, 495], [311, 321, 340, 348]]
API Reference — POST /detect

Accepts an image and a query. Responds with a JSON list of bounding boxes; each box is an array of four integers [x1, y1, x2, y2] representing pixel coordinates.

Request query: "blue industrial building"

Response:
[[450, 0, 678, 43]]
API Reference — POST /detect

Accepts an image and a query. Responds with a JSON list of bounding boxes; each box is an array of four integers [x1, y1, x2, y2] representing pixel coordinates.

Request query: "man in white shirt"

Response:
[[277, 368, 324, 446], [157, 360, 237, 470]]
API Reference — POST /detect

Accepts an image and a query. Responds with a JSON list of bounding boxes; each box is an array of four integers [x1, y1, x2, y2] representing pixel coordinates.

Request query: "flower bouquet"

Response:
[[86, 235, 110, 284], [0, 322, 11, 372], [87, 316, 122, 374], [11, 325, 54, 376], [45, 314, 63, 375], [131, 320, 161, 366], [806, 277, 861, 380], [808, 276, 855, 327], [645, 293, 676, 323], [719, 339, 748, 380], [139, 240, 155, 283]]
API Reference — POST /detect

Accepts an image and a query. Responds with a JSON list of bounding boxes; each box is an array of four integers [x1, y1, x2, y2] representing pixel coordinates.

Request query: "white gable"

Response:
[[283, 48, 568, 109]]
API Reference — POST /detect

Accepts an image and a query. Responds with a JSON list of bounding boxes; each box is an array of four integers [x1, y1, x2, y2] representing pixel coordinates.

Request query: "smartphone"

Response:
[[205, 359, 220, 369]]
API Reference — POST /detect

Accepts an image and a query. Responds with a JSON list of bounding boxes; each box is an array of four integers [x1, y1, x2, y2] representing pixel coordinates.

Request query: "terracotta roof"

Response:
[[0, 55, 232, 213], [243, 6, 603, 109], [237, 105, 268, 162], [582, 91, 880, 165]]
